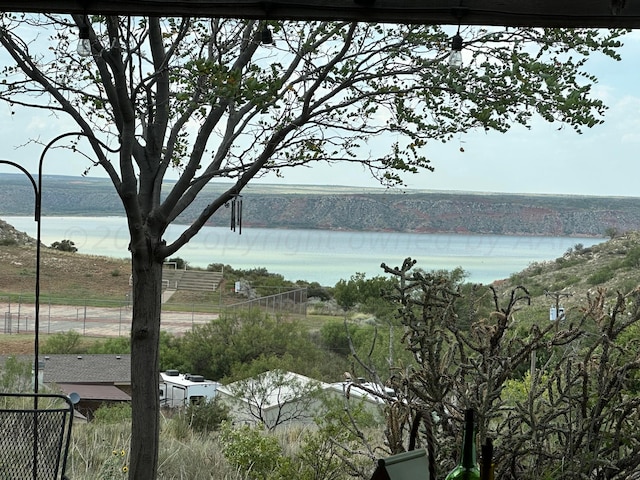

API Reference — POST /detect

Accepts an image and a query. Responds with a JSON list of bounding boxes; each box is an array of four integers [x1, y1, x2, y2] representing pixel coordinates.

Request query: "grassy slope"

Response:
[[491, 232, 640, 328], [0, 245, 131, 301], [3, 233, 640, 352], [4, 232, 640, 310]]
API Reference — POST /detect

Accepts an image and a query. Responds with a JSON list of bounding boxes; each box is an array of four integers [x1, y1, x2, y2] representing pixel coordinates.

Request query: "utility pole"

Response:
[[531, 290, 574, 380], [545, 290, 573, 331]]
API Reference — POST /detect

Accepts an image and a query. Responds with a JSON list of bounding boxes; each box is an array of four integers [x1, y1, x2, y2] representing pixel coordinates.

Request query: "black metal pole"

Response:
[[2, 132, 118, 480], [0, 159, 39, 479], [0, 160, 39, 388], [32, 131, 117, 386]]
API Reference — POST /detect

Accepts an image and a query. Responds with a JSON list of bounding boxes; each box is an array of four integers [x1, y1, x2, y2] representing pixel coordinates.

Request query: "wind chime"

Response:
[[229, 194, 243, 234]]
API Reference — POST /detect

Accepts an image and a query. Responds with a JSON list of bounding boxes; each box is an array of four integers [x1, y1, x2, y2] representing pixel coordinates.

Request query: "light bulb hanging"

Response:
[[261, 25, 274, 45], [449, 30, 463, 68], [77, 24, 92, 57]]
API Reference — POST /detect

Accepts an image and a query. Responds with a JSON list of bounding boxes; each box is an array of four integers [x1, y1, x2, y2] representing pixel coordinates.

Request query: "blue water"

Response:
[[3, 216, 603, 286]]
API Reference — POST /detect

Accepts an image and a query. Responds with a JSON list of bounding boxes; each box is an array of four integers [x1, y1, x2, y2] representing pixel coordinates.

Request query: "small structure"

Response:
[[0, 354, 132, 420], [41, 354, 131, 419], [217, 371, 392, 430], [549, 306, 566, 321], [325, 379, 395, 420], [217, 370, 327, 430], [162, 263, 223, 292], [159, 370, 220, 408], [370, 449, 431, 480]]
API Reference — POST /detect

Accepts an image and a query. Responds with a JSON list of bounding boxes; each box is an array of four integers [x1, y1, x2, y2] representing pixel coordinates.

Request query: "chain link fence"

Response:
[[1, 288, 308, 337], [0, 296, 216, 337], [224, 287, 308, 316]]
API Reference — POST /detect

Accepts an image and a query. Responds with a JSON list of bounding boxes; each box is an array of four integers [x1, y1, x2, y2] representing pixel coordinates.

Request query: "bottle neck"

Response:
[[461, 409, 477, 468], [481, 438, 494, 480]]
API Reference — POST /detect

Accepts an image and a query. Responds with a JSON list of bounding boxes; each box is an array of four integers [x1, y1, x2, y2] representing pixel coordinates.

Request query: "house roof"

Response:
[[56, 383, 131, 402], [328, 381, 396, 404], [218, 370, 328, 409], [218, 370, 394, 409], [34, 354, 131, 384]]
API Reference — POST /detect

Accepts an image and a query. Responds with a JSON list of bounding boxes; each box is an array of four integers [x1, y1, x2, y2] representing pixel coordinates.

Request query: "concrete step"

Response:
[[162, 289, 177, 303], [162, 269, 223, 292]]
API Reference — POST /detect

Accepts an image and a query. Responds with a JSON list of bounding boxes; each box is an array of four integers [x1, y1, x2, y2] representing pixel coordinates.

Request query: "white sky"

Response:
[[1, 29, 639, 197]]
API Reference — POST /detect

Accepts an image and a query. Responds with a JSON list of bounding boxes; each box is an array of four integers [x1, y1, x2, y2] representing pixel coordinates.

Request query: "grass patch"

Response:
[[587, 267, 616, 286], [68, 416, 244, 480]]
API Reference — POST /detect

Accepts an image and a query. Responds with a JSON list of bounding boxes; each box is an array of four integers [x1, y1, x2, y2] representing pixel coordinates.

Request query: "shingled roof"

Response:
[[40, 354, 131, 384]]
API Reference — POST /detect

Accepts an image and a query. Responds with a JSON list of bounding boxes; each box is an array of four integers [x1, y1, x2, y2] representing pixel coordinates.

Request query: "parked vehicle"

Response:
[[159, 370, 220, 408]]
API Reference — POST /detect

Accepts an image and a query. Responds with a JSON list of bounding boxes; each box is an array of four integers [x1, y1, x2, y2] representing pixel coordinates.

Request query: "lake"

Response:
[[3, 216, 603, 286]]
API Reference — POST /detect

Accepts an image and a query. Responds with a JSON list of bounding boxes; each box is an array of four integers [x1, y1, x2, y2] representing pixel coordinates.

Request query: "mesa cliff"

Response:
[[1, 173, 639, 237]]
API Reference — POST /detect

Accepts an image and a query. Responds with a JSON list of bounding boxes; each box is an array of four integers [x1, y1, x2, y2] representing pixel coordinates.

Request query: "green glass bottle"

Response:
[[480, 437, 495, 480], [445, 409, 481, 480]]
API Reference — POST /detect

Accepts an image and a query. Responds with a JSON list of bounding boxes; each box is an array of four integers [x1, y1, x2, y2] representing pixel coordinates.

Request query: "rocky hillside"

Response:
[[491, 230, 640, 319], [2, 173, 640, 236], [0, 218, 37, 246]]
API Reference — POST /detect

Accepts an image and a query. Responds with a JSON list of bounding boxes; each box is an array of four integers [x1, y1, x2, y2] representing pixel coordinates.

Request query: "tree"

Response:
[[41, 330, 83, 354], [166, 256, 186, 269], [376, 258, 640, 479], [219, 421, 294, 480], [177, 310, 330, 382], [50, 239, 78, 253], [226, 369, 324, 431], [0, 355, 33, 393], [605, 226, 620, 238], [296, 395, 380, 480], [0, 14, 626, 479], [334, 272, 398, 318]]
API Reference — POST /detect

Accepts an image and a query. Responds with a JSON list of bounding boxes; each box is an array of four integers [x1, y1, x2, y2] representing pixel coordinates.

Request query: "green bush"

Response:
[[587, 267, 615, 285], [548, 273, 581, 290], [623, 246, 640, 268], [88, 337, 130, 354], [41, 330, 82, 354], [0, 355, 33, 392], [605, 227, 619, 239], [618, 277, 640, 294], [555, 257, 584, 269], [93, 403, 132, 425], [50, 239, 78, 253], [556, 275, 581, 289], [295, 395, 378, 480], [0, 238, 18, 246], [219, 422, 293, 480], [184, 397, 229, 433], [319, 320, 355, 355], [179, 310, 327, 382], [306, 281, 331, 301], [527, 263, 544, 275]]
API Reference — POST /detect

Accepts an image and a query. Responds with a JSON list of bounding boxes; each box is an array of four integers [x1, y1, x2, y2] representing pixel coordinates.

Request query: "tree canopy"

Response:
[[0, 13, 628, 479]]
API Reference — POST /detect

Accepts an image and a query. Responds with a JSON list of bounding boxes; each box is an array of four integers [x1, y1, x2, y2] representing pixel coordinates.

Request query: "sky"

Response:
[[1, 29, 639, 198]]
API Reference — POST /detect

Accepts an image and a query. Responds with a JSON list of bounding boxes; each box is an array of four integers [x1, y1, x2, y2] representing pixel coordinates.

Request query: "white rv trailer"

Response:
[[160, 370, 220, 408]]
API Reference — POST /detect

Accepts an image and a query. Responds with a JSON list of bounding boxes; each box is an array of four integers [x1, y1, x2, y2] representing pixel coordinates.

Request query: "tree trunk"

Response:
[[129, 254, 163, 480]]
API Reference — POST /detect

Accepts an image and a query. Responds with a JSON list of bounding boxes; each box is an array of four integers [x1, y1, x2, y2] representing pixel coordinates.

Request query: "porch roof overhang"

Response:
[[0, 1, 637, 29]]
